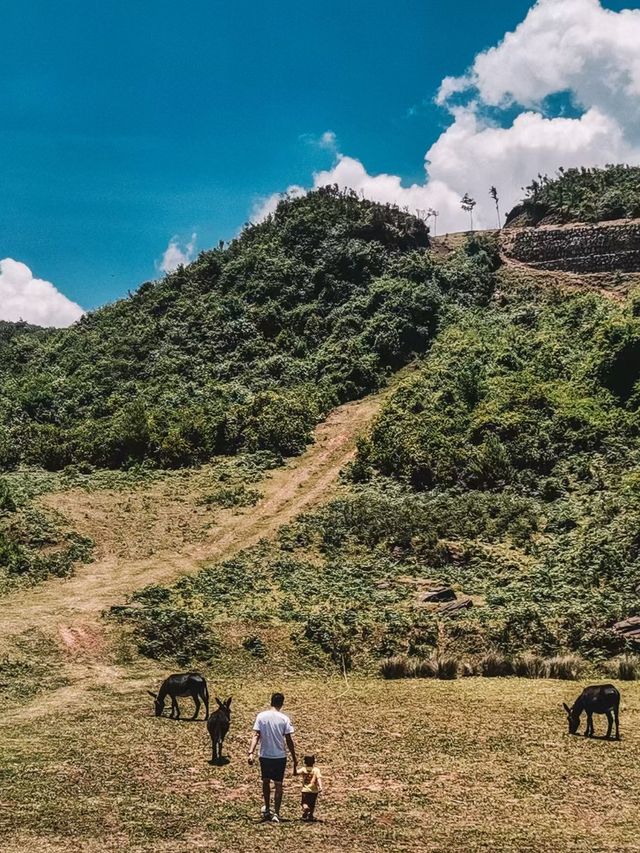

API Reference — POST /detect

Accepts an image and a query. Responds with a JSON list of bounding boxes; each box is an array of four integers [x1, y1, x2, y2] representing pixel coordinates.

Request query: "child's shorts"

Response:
[[301, 792, 318, 812]]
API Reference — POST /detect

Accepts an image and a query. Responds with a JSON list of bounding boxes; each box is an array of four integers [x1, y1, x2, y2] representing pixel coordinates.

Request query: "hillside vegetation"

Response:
[[505, 165, 640, 227], [0, 188, 496, 472], [119, 281, 640, 667], [3, 188, 640, 853]]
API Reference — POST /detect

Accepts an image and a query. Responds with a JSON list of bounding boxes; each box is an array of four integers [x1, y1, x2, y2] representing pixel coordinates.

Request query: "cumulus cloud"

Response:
[[158, 233, 197, 273], [255, 0, 640, 232], [0, 258, 84, 327]]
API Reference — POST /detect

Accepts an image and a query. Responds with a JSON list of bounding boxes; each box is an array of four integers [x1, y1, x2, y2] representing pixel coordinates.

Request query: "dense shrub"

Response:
[[132, 607, 218, 665]]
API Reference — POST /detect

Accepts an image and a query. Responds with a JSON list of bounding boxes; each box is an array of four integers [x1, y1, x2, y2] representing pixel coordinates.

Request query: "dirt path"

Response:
[[0, 378, 406, 661], [497, 253, 639, 301]]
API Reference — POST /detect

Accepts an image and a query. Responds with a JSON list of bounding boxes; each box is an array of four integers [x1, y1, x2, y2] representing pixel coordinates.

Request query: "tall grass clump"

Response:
[[608, 654, 640, 681], [412, 658, 437, 678], [379, 656, 419, 679], [480, 652, 514, 677], [513, 653, 546, 678], [544, 654, 584, 680], [432, 656, 459, 680], [379, 655, 455, 679]]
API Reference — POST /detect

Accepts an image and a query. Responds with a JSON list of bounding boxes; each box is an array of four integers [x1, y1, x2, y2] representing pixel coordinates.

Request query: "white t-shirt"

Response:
[[253, 708, 294, 759]]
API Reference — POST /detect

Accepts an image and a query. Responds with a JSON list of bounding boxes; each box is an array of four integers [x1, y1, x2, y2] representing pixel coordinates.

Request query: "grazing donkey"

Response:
[[563, 684, 620, 739], [207, 696, 232, 764], [148, 672, 209, 720]]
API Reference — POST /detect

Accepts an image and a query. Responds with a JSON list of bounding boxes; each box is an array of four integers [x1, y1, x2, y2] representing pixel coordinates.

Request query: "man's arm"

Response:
[[248, 730, 260, 764], [285, 733, 297, 773]]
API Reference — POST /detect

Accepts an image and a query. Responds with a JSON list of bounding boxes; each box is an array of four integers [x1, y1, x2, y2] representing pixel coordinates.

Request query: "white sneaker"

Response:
[[271, 813, 280, 823], [261, 806, 271, 820]]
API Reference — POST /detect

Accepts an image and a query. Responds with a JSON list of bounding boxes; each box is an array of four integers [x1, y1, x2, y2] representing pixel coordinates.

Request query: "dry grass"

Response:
[[1, 673, 639, 853]]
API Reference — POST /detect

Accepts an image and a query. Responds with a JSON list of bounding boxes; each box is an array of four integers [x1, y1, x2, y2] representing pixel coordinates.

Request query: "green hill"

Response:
[[4, 186, 640, 664], [0, 187, 496, 471]]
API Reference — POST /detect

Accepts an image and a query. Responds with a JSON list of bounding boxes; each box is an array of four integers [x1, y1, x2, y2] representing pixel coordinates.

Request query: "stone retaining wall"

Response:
[[501, 221, 640, 273]]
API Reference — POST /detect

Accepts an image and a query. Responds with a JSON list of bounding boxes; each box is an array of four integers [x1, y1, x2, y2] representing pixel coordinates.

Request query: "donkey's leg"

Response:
[[191, 694, 201, 720], [614, 705, 620, 740], [605, 710, 613, 739], [203, 691, 209, 721], [174, 697, 181, 720], [585, 712, 593, 737]]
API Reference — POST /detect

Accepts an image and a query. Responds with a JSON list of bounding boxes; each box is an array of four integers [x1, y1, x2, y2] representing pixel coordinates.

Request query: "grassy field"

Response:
[[2, 383, 640, 853], [1, 672, 639, 853]]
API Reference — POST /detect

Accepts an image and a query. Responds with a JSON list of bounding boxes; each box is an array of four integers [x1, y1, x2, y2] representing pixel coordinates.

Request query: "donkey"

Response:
[[147, 672, 209, 720], [207, 696, 232, 763], [563, 684, 620, 739]]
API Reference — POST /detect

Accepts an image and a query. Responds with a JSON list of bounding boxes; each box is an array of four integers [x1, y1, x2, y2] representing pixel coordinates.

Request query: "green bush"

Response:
[[132, 607, 218, 665], [506, 165, 640, 225]]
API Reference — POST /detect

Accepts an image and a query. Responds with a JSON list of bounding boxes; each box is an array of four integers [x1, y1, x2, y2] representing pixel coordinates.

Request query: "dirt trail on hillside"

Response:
[[0, 379, 406, 666], [497, 253, 639, 301]]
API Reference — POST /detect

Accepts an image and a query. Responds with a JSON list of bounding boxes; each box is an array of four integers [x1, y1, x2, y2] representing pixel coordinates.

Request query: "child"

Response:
[[295, 754, 323, 821]]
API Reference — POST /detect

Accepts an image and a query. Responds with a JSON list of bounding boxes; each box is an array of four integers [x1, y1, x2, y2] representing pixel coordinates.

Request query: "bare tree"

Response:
[[489, 186, 501, 229], [460, 193, 477, 231], [427, 207, 440, 236]]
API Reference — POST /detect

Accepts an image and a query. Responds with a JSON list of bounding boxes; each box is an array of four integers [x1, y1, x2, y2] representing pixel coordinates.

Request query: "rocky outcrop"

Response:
[[437, 597, 473, 616], [612, 615, 640, 643], [501, 221, 640, 273], [422, 586, 457, 603]]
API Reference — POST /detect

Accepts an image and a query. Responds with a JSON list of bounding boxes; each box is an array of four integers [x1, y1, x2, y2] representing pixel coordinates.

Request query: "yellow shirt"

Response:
[[297, 765, 322, 793]]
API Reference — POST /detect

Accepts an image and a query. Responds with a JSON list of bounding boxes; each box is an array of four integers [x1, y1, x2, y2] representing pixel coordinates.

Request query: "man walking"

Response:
[[248, 692, 297, 823]]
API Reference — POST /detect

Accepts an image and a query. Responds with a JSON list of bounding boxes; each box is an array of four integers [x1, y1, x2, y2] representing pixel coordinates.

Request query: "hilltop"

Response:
[[505, 165, 640, 228], [0, 187, 497, 472]]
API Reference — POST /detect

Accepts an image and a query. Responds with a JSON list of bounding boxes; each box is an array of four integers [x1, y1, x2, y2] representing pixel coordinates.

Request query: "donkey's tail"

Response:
[[203, 678, 210, 706]]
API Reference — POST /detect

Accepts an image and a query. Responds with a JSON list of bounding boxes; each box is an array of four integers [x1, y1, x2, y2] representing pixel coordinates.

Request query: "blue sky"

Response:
[[2, 0, 639, 321]]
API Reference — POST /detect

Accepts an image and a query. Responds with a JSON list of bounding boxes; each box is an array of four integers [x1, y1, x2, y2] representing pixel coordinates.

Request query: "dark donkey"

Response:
[[207, 696, 232, 763], [563, 684, 620, 739], [148, 672, 209, 720]]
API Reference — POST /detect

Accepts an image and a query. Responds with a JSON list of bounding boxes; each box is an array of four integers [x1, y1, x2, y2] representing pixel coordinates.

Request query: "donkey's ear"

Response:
[[215, 696, 224, 707], [562, 703, 571, 713], [147, 691, 157, 698], [225, 696, 233, 707]]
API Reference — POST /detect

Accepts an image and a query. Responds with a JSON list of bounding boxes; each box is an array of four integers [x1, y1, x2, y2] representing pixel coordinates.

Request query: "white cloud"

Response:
[[318, 130, 337, 150], [158, 232, 197, 273], [255, 0, 640, 233], [0, 258, 84, 328], [444, 0, 640, 126]]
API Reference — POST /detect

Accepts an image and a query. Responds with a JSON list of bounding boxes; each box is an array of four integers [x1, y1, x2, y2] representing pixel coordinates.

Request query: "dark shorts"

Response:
[[259, 757, 287, 783], [301, 792, 318, 812]]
